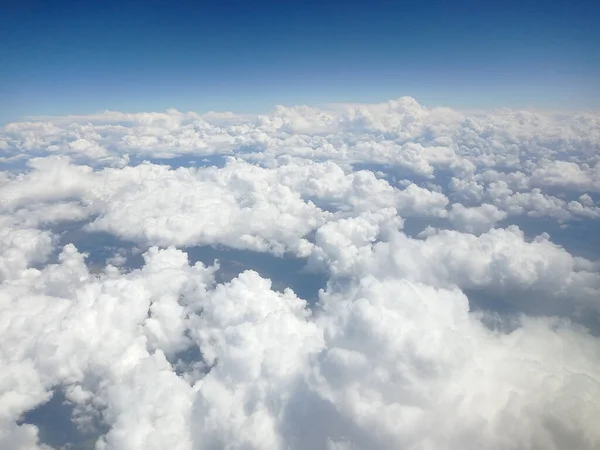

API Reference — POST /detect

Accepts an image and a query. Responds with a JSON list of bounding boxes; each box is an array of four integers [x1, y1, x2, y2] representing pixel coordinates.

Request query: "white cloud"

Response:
[[531, 160, 600, 192], [312, 224, 600, 318], [314, 277, 600, 450], [448, 203, 507, 233], [1, 97, 599, 449], [0, 218, 54, 281]]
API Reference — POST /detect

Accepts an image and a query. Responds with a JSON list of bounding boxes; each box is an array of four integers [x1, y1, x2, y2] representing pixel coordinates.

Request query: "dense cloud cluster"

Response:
[[1, 98, 599, 449]]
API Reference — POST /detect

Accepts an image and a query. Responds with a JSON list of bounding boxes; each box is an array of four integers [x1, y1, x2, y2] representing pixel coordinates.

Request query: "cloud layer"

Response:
[[1, 97, 599, 449]]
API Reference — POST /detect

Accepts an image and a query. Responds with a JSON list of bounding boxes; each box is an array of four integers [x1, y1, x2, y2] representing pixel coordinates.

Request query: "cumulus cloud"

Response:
[[1, 97, 599, 449], [314, 277, 600, 450], [448, 203, 507, 233]]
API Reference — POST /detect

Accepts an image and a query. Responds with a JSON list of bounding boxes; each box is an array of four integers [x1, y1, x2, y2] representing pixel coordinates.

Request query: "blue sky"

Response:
[[1, 0, 599, 123]]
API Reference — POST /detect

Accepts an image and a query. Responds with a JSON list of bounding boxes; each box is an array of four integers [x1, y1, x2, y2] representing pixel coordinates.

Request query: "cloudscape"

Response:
[[1, 0, 600, 449], [2, 96, 600, 450]]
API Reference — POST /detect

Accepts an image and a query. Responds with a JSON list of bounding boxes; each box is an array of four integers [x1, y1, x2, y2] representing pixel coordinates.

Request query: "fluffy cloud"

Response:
[[1, 97, 599, 449], [314, 277, 600, 450], [448, 203, 507, 233]]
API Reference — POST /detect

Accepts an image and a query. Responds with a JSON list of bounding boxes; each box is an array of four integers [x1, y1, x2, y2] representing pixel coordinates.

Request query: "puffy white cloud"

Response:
[[313, 223, 600, 318], [0, 219, 54, 281], [531, 160, 600, 192], [1, 245, 215, 449], [1, 157, 331, 256], [1, 97, 599, 449], [314, 277, 600, 450], [448, 203, 507, 233]]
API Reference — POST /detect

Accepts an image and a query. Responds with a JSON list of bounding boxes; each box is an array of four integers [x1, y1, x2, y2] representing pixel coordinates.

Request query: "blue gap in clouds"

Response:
[[498, 216, 600, 261], [52, 224, 329, 303], [0, 156, 32, 173], [351, 162, 432, 187], [127, 153, 229, 169], [185, 244, 328, 304], [402, 217, 450, 237], [19, 389, 106, 450], [51, 222, 145, 271], [466, 285, 600, 337]]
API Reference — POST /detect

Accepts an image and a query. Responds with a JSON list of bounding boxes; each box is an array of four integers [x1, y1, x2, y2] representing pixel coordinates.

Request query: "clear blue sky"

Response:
[[1, 0, 599, 123]]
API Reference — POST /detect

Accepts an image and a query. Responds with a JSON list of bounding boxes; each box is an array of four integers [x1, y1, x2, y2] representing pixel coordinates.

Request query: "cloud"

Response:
[[448, 203, 507, 233], [0, 97, 599, 449], [314, 277, 600, 450]]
